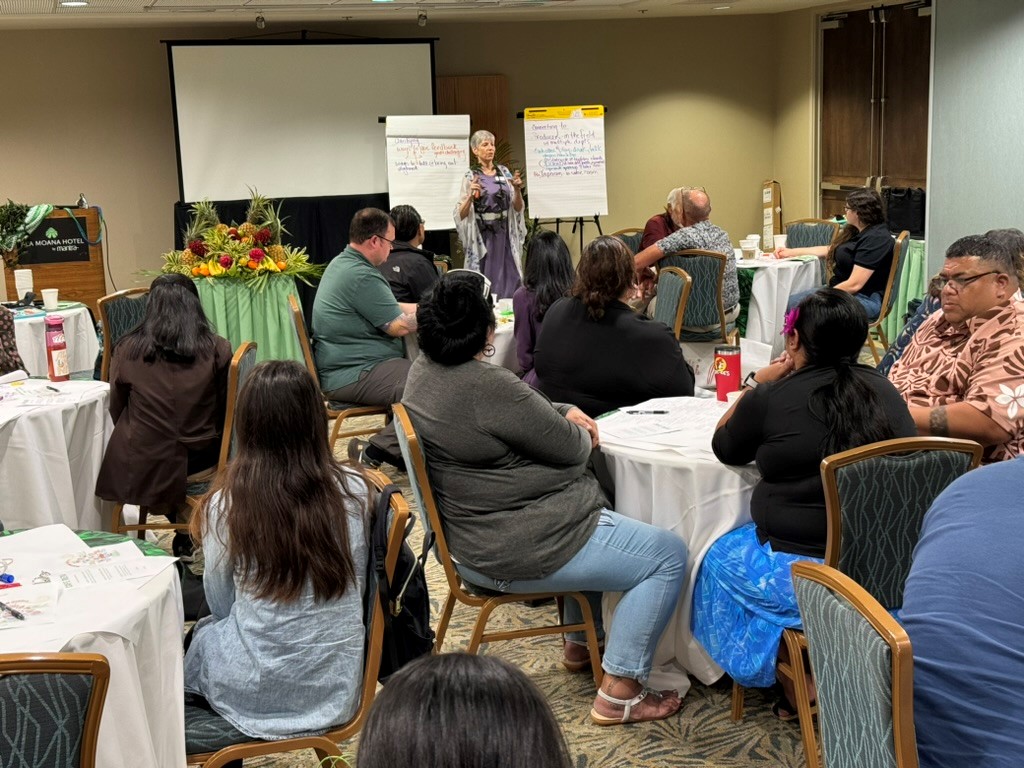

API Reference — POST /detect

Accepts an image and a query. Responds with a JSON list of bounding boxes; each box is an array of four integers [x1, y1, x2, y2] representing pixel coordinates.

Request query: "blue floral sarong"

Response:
[[691, 523, 823, 688]]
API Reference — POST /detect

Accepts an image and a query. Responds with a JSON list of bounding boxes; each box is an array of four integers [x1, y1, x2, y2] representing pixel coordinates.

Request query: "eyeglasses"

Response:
[[937, 270, 1000, 291], [376, 234, 395, 250]]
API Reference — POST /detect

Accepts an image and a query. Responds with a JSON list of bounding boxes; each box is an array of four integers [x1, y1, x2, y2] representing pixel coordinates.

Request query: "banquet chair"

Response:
[[784, 219, 840, 283], [0, 652, 110, 768], [610, 227, 643, 255], [287, 294, 388, 452], [866, 231, 910, 364], [392, 403, 604, 686], [793, 562, 919, 768], [652, 266, 693, 340], [97, 287, 149, 382], [732, 436, 981, 768], [184, 468, 408, 768], [434, 260, 449, 276], [660, 249, 735, 343], [111, 341, 257, 538]]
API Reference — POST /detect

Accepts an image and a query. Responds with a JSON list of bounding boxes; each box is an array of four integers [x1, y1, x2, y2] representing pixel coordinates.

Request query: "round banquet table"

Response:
[[739, 255, 823, 356], [11, 302, 100, 376], [597, 396, 760, 696], [0, 527, 185, 768], [0, 379, 112, 531]]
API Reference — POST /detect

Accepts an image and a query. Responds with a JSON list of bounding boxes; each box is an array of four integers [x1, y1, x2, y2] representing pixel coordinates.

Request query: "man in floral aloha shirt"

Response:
[[889, 234, 1024, 463]]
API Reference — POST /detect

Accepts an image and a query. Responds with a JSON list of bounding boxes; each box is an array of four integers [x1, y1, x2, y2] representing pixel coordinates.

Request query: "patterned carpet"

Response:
[[179, 423, 808, 767]]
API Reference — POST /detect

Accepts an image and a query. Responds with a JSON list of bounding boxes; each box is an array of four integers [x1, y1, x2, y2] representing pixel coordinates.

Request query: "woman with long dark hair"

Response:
[[779, 188, 894, 320], [533, 235, 694, 417], [403, 272, 688, 726], [184, 360, 368, 738], [357, 654, 572, 768], [691, 289, 915, 717], [95, 273, 232, 547], [512, 230, 574, 385]]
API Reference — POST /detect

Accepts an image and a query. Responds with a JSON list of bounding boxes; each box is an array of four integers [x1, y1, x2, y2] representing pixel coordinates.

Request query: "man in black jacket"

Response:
[[377, 205, 440, 303]]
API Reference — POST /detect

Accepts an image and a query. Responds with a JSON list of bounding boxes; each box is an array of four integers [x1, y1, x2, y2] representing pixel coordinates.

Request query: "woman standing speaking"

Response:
[[454, 130, 527, 299]]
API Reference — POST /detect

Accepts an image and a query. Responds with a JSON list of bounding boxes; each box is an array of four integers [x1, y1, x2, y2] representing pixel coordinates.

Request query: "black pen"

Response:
[[0, 600, 26, 621], [46, 386, 59, 392], [625, 409, 669, 415]]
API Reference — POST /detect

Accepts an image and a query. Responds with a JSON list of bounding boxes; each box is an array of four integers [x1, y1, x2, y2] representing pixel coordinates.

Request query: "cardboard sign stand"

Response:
[[3, 207, 106, 313]]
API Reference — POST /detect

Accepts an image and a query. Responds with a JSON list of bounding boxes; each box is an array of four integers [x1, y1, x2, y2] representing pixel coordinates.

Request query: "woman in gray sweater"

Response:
[[402, 273, 688, 726]]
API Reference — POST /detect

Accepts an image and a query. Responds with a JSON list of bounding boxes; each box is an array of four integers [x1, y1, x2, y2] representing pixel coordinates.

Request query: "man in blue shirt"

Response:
[[900, 456, 1024, 767], [312, 208, 417, 467]]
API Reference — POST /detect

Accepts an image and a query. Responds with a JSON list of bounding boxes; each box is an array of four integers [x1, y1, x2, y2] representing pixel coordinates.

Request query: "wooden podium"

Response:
[[4, 207, 106, 312]]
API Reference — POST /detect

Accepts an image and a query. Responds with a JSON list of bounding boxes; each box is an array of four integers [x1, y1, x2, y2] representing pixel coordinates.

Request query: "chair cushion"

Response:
[[184, 701, 252, 753], [0, 672, 95, 768]]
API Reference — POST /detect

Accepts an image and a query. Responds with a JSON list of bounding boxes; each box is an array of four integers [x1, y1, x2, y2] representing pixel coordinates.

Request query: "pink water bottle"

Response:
[[45, 315, 70, 382]]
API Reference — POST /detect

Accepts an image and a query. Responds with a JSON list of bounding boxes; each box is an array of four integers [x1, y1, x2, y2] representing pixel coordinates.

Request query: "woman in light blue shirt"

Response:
[[184, 360, 368, 740]]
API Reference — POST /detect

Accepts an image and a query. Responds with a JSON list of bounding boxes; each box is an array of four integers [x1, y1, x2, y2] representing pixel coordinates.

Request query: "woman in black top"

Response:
[[691, 289, 915, 715], [778, 188, 894, 320], [534, 236, 694, 417]]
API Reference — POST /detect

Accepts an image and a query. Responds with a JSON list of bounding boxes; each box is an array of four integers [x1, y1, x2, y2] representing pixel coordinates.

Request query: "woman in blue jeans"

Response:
[[779, 188, 894, 321], [402, 271, 688, 726]]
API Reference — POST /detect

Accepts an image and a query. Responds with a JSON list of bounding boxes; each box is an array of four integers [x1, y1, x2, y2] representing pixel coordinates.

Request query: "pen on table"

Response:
[[0, 600, 26, 621], [625, 409, 669, 415], [46, 385, 59, 392]]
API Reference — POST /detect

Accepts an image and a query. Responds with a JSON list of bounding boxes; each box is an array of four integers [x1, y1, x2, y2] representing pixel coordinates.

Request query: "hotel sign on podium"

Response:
[[3, 207, 106, 312]]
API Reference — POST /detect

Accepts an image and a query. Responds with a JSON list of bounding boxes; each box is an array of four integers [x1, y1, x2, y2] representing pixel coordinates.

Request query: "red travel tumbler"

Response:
[[713, 345, 741, 402]]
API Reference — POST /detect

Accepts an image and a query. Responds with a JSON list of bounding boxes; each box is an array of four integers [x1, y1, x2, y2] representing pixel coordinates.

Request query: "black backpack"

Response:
[[368, 483, 435, 682]]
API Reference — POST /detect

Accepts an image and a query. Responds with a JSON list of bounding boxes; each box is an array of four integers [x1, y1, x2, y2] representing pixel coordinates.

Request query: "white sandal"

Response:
[[590, 686, 676, 726]]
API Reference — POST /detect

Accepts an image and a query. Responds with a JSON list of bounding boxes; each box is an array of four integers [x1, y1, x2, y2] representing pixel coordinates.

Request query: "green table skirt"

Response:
[[882, 239, 928, 342], [196, 277, 303, 364]]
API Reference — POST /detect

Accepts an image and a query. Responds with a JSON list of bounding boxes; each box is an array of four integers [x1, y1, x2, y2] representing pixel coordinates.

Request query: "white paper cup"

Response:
[[773, 234, 787, 251], [741, 247, 757, 260], [745, 234, 761, 249], [42, 288, 59, 310], [13, 269, 33, 300], [497, 298, 513, 313]]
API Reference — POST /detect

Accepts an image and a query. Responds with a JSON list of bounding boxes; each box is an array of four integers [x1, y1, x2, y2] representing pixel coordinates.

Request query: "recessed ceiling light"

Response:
[[713, 5, 731, 9], [371, 0, 395, 3], [60, 1, 89, 6]]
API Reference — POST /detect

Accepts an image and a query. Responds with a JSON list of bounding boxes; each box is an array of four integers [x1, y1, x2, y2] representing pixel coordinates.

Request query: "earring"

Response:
[[483, 344, 496, 358]]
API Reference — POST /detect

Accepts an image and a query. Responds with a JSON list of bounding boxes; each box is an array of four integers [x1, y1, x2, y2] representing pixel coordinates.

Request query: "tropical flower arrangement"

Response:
[[161, 192, 323, 290]]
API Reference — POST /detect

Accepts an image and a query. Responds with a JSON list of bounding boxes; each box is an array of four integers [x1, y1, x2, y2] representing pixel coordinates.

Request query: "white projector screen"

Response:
[[168, 40, 435, 203]]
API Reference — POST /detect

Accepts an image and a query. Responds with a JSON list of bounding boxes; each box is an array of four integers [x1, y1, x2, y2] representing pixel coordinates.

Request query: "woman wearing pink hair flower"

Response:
[[690, 288, 915, 720]]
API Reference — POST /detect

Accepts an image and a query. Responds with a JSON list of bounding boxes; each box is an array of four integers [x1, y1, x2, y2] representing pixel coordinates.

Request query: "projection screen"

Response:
[[167, 40, 435, 203]]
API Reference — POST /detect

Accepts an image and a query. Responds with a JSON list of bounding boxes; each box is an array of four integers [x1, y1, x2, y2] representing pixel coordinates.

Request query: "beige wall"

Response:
[[1, 14, 818, 290]]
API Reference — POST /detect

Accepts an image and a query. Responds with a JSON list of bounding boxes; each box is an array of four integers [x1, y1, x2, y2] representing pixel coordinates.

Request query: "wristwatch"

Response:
[[742, 372, 759, 390]]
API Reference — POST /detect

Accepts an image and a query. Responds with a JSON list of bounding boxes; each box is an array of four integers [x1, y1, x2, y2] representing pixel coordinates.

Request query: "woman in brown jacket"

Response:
[[95, 274, 231, 551]]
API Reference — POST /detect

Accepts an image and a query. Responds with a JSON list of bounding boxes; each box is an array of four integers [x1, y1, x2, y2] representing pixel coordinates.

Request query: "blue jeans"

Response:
[[458, 510, 687, 680], [786, 288, 883, 322]]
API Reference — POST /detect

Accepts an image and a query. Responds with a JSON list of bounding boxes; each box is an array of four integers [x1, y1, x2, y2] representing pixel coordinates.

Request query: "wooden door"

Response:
[[435, 75, 510, 146]]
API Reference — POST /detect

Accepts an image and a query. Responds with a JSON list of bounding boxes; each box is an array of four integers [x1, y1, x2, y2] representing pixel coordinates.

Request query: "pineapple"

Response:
[[246, 189, 275, 226], [268, 244, 287, 262], [183, 200, 220, 243], [237, 222, 258, 239], [180, 248, 197, 266]]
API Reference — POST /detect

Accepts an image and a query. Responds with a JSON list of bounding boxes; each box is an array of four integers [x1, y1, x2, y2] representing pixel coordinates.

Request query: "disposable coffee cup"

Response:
[[745, 234, 761, 249], [42, 288, 60, 310], [14, 269, 33, 300], [497, 298, 513, 314], [773, 233, 788, 251]]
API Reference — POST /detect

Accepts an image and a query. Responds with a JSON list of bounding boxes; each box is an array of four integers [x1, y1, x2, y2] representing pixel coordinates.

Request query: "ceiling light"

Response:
[[713, 5, 731, 9], [60, 1, 89, 6]]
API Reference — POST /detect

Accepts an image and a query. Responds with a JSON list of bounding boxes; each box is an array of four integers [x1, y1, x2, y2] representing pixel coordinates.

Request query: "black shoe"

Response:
[[347, 438, 382, 469]]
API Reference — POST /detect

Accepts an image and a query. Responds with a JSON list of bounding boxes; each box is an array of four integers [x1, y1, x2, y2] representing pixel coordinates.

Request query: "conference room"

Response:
[[2, 0, 1021, 766]]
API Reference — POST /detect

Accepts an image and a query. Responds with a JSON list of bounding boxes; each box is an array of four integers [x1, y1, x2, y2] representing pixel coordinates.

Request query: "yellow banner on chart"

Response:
[[524, 105, 605, 120]]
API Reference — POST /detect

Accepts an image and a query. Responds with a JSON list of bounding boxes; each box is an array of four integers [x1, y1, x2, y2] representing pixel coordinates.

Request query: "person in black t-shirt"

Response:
[[778, 188, 895, 320], [691, 288, 915, 718]]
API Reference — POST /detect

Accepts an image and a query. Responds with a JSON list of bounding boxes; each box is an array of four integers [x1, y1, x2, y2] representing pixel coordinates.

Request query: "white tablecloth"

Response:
[[741, 257, 823, 356], [0, 529, 185, 768], [598, 397, 760, 695], [0, 379, 112, 530], [11, 303, 100, 377]]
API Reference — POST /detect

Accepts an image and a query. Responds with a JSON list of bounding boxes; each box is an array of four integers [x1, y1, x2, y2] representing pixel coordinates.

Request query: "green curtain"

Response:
[[196, 277, 303, 364], [882, 239, 928, 342]]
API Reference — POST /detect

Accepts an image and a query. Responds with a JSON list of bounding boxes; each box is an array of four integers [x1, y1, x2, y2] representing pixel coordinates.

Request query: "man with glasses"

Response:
[[633, 188, 739, 322], [312, 207, 417, 469], [377, 204, 440, 304], [889, 234, 1024, 462]]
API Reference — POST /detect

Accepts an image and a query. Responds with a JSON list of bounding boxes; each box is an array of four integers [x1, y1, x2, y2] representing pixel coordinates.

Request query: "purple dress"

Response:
[[476, 174, 522, 299], [512, 286, 542, 386]]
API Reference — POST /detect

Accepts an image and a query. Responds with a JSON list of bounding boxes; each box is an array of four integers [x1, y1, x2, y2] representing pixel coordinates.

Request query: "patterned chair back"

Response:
[[0, 653, 110, 768], [97, 288, 149, 382], [821, 437, 983, 609], [611, 228, 643, 255], [660, 249, 728, 339], [652, 266, 692, 340], [793, 562, 918, 768], [784, 219, 840, 249]]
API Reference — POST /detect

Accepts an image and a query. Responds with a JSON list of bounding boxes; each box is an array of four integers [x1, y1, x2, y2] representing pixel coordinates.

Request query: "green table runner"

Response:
[[195, 277, 303, 364]]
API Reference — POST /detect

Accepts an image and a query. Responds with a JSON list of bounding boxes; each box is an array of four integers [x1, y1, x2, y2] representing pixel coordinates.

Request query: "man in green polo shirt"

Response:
[[312, 208, 417, 468]]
